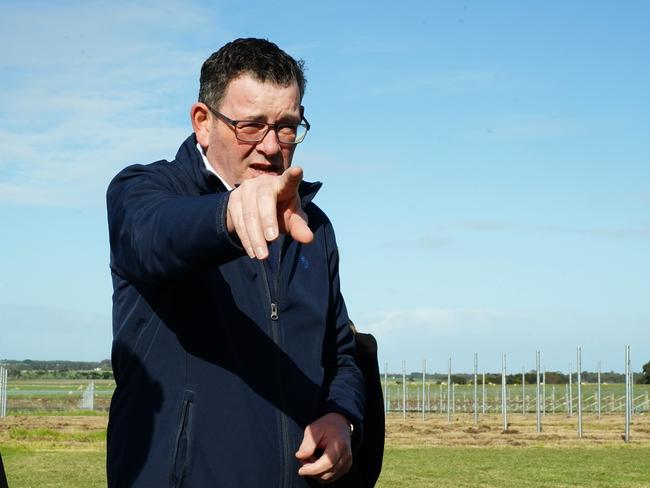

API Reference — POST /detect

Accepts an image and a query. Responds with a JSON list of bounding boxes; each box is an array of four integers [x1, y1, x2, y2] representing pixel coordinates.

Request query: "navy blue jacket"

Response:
[[106, 134, 365, 487]]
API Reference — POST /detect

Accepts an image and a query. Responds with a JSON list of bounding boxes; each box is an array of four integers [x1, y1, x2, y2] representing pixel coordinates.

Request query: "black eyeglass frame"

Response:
[[205, 104, 311, 145]]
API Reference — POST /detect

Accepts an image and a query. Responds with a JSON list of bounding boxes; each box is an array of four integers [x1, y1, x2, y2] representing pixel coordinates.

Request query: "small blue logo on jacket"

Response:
[[299, 254, 309, 270]]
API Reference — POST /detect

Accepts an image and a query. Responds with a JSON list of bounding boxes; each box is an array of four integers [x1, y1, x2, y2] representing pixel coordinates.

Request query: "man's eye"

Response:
[[278, 126, 298, 135], [238, 123, 265, 133]]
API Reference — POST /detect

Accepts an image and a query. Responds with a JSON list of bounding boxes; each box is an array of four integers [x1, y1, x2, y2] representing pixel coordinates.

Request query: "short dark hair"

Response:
[[199, 38, 306, 109]]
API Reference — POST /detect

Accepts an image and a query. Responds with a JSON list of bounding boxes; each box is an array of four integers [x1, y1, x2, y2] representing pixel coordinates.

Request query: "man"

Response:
[[106, 38, 365, 487], [0, 451, 7, 488]]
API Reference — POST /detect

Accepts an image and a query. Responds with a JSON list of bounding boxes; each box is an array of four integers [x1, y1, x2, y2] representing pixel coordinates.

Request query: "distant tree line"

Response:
[[0, 359, 113, 380], [388, 366, 649, 385], [2, 359, 649, 384]]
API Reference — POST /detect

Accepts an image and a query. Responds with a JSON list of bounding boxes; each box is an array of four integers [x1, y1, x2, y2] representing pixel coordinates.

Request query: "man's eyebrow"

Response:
[[239, 113, 266, 122], [240, 113, 301, 124]]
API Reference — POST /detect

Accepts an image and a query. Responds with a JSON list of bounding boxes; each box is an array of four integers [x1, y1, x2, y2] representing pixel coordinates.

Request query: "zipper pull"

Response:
[[270, 303, 279, 321]]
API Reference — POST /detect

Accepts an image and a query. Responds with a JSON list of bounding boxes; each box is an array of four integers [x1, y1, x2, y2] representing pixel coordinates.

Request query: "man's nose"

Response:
[[256, 127, 281, 155]]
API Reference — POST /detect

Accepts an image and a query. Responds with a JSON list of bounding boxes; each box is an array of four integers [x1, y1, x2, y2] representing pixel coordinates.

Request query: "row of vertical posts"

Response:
[[422, 360, 426, 421], [384, 345, 637, 441], [0, 366, 7, 418], [473, 353, 478, 424], [536, 351, 541, 433], [501, 353, 507, 431], [625, 345, 631, 442], [577, 347, 583, 438], [447, 358, 451, 423], [597, 361, 601, 419], [402, 360, 406, 419], [0, 371, 98, 415], [383, 382, 642, 416]]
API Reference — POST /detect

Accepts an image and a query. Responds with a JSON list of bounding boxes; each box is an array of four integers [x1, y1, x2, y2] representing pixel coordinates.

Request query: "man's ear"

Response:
[[191, 103, 211, 146]]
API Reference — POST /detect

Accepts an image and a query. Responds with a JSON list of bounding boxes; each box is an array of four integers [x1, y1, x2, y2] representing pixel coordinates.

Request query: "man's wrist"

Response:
[[327, 412, 353, 436]]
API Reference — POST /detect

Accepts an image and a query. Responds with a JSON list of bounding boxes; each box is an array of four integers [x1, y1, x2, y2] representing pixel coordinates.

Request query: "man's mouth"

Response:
[[249, 163, 281, 175]]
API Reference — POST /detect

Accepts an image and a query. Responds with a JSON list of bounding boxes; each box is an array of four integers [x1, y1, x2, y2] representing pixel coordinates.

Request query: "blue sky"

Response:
[[0, 1, 648, 375]]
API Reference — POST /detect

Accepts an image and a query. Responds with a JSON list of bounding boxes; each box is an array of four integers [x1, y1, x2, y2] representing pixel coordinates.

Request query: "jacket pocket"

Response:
[[170, 390, 195, 488]]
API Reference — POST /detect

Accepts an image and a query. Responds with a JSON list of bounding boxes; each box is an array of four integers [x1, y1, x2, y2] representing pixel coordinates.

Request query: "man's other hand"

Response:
[[226, 166, 313, 259], [295, 412, 352, 484]]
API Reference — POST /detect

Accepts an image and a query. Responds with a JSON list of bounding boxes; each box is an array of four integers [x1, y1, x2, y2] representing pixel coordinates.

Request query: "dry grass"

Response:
[[385, 412, 650, 448], [2, 412, 648, 449], [0, 415, 107, 450], [2, 413, 650, 487]]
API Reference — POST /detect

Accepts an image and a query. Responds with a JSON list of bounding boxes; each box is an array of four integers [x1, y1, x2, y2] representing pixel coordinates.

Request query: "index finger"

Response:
[[276, 166, 303, 201], [257, 183, 279, 241]]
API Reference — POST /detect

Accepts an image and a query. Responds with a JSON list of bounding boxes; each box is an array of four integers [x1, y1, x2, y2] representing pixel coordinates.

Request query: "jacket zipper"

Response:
[[260, 258, 280, 322], [258, 243, 291, 488]]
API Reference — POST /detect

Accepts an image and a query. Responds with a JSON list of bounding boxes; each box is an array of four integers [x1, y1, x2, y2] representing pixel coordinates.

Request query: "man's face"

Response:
[[204, 74, 302, 187]]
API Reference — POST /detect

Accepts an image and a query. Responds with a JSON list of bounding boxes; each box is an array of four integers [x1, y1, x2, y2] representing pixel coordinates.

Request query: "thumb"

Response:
[[287, 208, 313, 244], [295, 425, 318, 460]]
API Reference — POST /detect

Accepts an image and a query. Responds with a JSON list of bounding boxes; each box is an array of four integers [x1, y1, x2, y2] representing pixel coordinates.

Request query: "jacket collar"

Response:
[[174, 133, 322, 207]]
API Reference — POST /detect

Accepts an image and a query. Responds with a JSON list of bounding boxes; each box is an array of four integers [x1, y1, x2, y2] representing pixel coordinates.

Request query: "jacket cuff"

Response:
[[216, 190, 244, 252]]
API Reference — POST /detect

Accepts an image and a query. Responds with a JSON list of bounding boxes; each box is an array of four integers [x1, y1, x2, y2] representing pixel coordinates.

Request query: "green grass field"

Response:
[[2, 447, 106, 488], [2, 380, 649, 486], [4, 443, 650, 488], [377, 445, 650, 488], [2, 412, 650, 487]]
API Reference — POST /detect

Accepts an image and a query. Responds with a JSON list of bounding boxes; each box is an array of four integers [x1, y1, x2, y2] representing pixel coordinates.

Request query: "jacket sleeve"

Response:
[[319, 219, 365, 449], [107, 163, 244, 284]]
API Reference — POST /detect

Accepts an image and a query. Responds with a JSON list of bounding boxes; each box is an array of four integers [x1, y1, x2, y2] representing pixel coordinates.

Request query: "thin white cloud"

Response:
[[465, 116, 584, 140], [448, 219, 650, 240], [0, 125, 188, 207], [0, 302, 111, 360], [360, 307, 536, 372], [0, 0, 226, 208], [364, 307, 523, 337], [384, 219, 650, 251], [358, 307, 649, 372]]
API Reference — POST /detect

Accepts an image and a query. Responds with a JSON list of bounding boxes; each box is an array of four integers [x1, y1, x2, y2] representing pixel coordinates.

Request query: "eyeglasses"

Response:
[[205, 104, 310, 145]]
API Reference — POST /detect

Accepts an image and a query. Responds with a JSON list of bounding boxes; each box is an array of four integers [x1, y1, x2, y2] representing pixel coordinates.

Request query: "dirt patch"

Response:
[[385, 413, 650, 448], [0, 415, 107, 432], [463, 425, 492, 434], [0, 416, 108, 449], [1, 412, 648, 450]]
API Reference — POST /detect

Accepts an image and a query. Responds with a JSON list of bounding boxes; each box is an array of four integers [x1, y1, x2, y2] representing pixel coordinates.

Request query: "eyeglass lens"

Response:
[[236, 122, 307, 143]]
